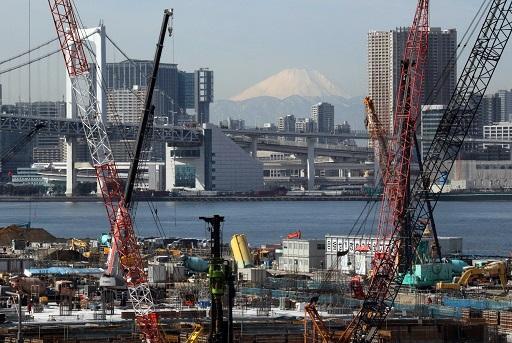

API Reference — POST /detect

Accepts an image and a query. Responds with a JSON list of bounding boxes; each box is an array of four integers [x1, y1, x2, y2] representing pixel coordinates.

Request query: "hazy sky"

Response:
[[1, 0, 511, 102]]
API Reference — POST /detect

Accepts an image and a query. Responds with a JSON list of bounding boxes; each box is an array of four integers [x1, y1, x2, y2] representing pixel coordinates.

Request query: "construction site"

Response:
[[1, 0, 512, 342]]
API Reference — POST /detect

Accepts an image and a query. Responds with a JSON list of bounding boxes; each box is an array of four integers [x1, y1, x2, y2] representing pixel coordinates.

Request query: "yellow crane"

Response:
[[363, 96, 389, 175]]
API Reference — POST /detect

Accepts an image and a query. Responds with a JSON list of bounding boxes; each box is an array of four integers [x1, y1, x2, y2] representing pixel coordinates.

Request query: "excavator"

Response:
[[436, 261, 508, 292]]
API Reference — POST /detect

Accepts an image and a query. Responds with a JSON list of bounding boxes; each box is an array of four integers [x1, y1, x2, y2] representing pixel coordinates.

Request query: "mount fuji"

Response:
[[211, 68, 365, 129]]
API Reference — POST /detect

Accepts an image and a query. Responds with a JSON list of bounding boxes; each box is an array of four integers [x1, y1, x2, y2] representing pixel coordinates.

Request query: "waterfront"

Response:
[[1, 200, 511, 256]]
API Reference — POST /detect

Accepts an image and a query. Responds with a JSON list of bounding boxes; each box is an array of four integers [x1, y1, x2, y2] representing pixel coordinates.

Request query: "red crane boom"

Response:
[[48, 1, 165, 341], [338, 1, 429, 342]]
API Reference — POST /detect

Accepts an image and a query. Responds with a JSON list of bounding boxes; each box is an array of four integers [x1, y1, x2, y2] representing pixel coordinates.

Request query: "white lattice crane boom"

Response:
[[47, 1, 166, 341]]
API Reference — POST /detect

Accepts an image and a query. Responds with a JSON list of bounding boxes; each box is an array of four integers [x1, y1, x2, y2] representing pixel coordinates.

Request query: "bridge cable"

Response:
[[71, 1, 167, 239]]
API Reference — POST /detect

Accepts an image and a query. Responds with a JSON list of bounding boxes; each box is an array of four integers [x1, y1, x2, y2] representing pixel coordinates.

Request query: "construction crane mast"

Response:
[[339, 1, 512, 342], [47, 1, 165, 341], [340, 0, 430, 341]]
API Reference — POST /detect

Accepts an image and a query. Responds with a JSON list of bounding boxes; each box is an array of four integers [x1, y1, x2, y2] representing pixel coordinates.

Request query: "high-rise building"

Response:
[[295, 118, 314, 133], [278, 115, 296, 132], [178, 71, 195, 112], [368, 31, 394, 134], [15, 102, 66, 163], [368, 27, 457, 133], [106, 86, 167, 124], [311, 102, 334, 133], [102, 60, 179, 120], [178, 68, 214, 124], [480, 94, 502, 126], [497, 90, 512, 122], [102, 61, 213, 124], [420, 105, 445, 160], [195, 68, 214, 124]]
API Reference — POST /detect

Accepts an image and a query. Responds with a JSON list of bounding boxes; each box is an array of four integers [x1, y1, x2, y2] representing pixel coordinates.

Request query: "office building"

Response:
[[11, 167, 48, 187], [102, 60, 178, 120], [451, 160, 512, 191], [368, 31, 394, 133], [106, 86, 167, 124], [178, 71, 195, 111], [263, 123, 277, 131], [277, 115, 296, 132], [195, 68, 214, 124], [326, 234, 462, 275], [102, 61, 213, 124], [483, 122, 512, 150], [220, 118, 245, 130], [420, 105, 445, 159], [178, 68, 214, 124], [295, 118, 314, 133], [166, 124, 263, 192], [278, 239, 325, 273], [497, 89, 512, 122], [311, 102, 334, 133], [14, 102, 66, 164], [474, 90, 512, 131], [368, 27, 457, 133]]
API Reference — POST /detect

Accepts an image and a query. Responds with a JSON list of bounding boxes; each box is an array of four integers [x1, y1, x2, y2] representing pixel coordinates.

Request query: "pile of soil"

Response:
[[0, 225, 62, 245]]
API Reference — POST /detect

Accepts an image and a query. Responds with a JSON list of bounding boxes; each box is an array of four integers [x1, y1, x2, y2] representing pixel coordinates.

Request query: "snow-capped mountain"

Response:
[[211, 69, 365, 129], [231, 68, 349, 101]]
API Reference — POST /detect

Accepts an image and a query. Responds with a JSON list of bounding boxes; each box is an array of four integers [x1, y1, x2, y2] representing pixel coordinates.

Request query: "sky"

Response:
[[1, 0, 511, 102]]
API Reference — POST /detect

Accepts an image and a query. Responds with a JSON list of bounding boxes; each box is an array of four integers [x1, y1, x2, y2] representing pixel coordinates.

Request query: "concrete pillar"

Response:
[[65, 73, 77, 197], [65, 137, 76, 197], [307, 138, 315, 190], [251, 137, 258, 158], [97, 179, 102, 196]]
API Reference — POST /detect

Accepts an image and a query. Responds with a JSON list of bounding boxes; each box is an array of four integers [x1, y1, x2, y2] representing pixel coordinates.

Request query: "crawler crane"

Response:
[[48, 1, 172, 341]]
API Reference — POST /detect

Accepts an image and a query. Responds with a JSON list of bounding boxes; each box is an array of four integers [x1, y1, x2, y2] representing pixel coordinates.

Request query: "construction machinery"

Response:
[[47, 1, 172, 341], [102, 4, 173, 287], [304, 251, 348, 342], [204, 216, 226, 341], [364, 96, 388, 175], [69, 238, 88, 251], [337, 1, 512, 342], [186, 324, 204, 343], [230, 234, 253, 269], [337, 2, 430, 341], [436, 261, 508, 291], [304, 297, 335, 343], [305, 0, 512, 341]]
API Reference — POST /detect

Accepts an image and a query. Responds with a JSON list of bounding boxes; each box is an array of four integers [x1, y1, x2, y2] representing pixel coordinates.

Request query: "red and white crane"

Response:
[[338, 1, 430, 341], [48, 1, 166, 341]]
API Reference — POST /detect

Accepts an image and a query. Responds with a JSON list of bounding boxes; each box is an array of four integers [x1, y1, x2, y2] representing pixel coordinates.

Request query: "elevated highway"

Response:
[[0, 113, 202, 146]]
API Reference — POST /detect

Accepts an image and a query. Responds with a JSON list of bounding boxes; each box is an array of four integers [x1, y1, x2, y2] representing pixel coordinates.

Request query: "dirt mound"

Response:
[[0, 225, 61, 245]]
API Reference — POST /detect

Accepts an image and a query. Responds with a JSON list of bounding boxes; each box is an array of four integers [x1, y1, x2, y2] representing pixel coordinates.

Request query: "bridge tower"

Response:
[[65, 24, 107, 196]]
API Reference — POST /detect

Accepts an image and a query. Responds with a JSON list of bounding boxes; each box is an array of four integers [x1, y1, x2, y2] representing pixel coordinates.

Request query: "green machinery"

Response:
[[402, 238, 453, 288], [200, 215, 235, 343]]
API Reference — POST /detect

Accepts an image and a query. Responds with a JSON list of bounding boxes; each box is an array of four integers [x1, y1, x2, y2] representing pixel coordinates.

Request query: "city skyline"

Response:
[[0, 0, 508, 102]]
